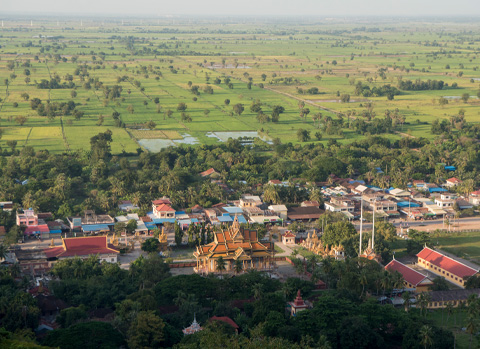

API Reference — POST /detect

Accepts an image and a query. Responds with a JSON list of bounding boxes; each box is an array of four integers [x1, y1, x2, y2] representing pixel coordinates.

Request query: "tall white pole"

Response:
[[359, 197, 363, 255]]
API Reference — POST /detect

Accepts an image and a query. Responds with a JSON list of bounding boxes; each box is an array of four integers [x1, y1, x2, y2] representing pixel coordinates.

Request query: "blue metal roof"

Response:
[[237, 215, 247, 224], [152, 218, 176, 224], [82, 224, 110, 232], [429, 187, 448, 193], [397, 202, 420, 208], [175, 211, 186, 215], [218, 216, 233, 222], [444, 166, 456, 171], [223, 207, 244, 214], [49, 229, 62, 234]]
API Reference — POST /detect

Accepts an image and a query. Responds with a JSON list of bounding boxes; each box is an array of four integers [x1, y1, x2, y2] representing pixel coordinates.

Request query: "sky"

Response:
[[2, 0, 480, 17]]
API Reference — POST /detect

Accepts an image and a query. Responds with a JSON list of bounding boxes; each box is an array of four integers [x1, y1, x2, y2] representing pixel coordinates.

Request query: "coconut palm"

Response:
[[419, 325, 433, 349], [234, 259, 243, 275], [466, 314, 479, 349], [402, 291, 411, 312], [0, 244, 8, 261], [216, 256, 226, 275], [417, 292, 431, 317], [445, 302, 454, 326]]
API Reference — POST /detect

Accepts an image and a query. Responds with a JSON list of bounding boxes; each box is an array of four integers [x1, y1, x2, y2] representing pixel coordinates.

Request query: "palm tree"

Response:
[[216, 256, 226, 275], [359, 269, 368, 298], [419, 325, 433, 349], [0, 244, 8, 261], [445, 302, 454, 326], [402, 291, 411, 312], [234, 259, 243, 275], [253, 283, 263, 300], [417, 292, 431, 318], [466, 314, 479, 349]]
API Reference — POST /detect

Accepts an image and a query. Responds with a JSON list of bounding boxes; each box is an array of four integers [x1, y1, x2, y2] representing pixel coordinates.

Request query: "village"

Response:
[[1, 164, 480, 344]]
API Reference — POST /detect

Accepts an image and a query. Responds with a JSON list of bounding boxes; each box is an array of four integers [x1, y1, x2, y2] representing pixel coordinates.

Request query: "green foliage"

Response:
[[42, 322, 125, 349], [127, 311, 165, 349], [406, 230, 430, 255], [56, 305, 87, 328], [322, 221, 357, 246], [141, 238, 160, 253]]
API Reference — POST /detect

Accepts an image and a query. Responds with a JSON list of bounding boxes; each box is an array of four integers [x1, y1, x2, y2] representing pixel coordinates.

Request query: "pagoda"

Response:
[[288, 290, 309, 316]]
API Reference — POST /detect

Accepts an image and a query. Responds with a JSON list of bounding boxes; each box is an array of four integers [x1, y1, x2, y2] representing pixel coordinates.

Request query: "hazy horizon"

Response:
[[2, 0, 480, 17]]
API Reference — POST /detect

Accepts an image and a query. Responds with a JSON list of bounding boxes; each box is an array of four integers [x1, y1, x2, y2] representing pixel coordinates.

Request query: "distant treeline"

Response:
[[36, 79, 75, 89], [354, 82, 400, 98], [398, 79, 446, 91]]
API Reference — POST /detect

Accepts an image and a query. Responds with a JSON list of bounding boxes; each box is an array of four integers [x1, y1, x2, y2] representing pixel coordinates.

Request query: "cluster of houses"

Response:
[[321, 175, 475, 222]]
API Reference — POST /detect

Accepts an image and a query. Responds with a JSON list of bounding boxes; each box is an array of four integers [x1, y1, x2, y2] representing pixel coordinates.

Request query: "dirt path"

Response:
[[262, 86, 340, 115]]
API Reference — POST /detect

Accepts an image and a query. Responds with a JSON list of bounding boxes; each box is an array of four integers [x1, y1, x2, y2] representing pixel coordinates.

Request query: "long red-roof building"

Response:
[[417, 247, 479, 288], [385, 258, 433, 293], [44, 236, 119, 263]]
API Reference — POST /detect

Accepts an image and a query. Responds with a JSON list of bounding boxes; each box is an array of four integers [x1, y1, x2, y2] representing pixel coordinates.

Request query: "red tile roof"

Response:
[[200, 168, 218, 177], [269, 179, 282, 184], [417, 247, 478, 278], [385, 259, 430, 286], [152, 198, 172, 205], [44, 236, 119, 258], [447, 177, 462, 184], [209, 316, 239, 329], [283, 231, 296, 238], [24, 224, 50, 235], [155, 204, 175, 212]]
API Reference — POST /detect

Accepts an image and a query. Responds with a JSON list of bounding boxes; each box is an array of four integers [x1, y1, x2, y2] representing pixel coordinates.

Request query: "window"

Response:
[[111, 258, 114, 262]]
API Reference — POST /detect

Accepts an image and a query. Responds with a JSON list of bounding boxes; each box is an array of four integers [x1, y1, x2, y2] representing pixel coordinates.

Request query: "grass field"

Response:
[[1, 18, 480, 153], [426, 308, 473, 349], [392, 231, 480, 265]]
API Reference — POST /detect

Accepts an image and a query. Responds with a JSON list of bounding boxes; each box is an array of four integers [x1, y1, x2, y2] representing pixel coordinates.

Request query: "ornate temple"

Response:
[[359, 238, 381, 262], [193, 216, 275, 274], [301, 232, 345, 260], [182, 314, 202, 335]]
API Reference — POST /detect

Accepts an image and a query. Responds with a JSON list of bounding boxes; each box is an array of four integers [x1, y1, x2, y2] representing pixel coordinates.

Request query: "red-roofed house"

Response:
[[417, 247, 479, 288], [199, 168, 220, 178], [153, 203, 175, 219], [209, 316, 239, 334], [152, 197, 172, 206], [44, 236, 120, 263], [385, 258, 433, 293], [445, 177, 463, 188]]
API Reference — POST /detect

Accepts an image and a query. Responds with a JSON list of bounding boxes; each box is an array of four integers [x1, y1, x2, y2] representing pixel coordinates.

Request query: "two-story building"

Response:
[[435, 194, 456, 208], [239, 195, 262, 208], [445, 177, 463, 188], [16, 208, 38, 226]]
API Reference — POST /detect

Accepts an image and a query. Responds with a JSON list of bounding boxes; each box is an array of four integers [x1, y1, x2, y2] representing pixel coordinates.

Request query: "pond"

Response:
[[206, 131, 272, 143], [138, 133, 199, 152]]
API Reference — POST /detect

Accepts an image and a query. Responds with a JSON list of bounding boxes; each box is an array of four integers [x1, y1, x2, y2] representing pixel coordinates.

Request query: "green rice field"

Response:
[[1, 18, 480, 153]]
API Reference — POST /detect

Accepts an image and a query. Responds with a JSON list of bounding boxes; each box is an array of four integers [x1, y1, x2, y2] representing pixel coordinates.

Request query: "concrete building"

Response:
[[417, 247, 479, 288]]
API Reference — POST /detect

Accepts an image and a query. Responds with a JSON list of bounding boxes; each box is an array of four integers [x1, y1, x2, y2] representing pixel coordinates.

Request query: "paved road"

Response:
[[354, 216, 480, 230]]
